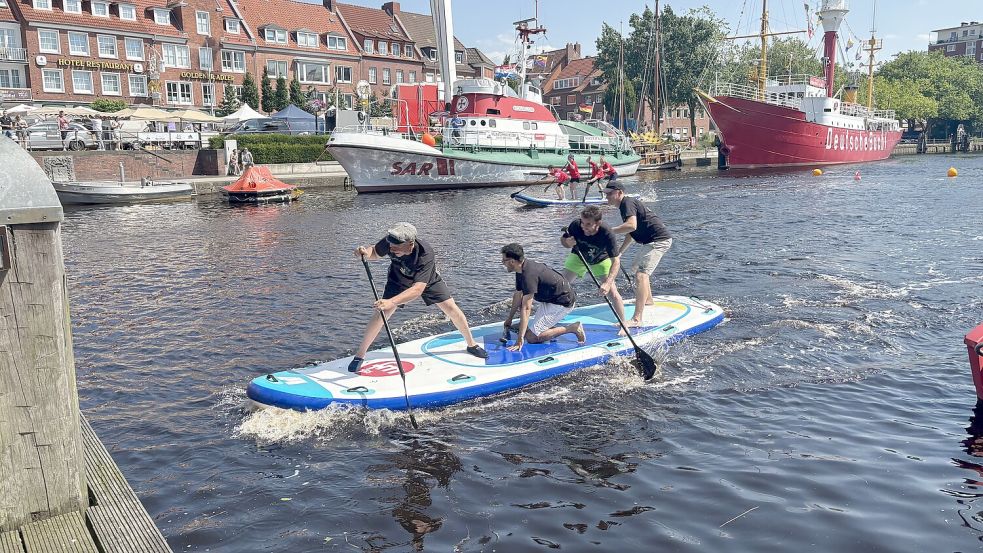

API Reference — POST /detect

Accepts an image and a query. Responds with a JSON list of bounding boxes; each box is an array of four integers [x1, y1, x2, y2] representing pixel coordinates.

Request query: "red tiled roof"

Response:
[[336, 2, 409, 41], [554, 56, 596, 80], [234, 0, 357, 55], [0, 6, 19, 23], [13, 0, 185, 38]]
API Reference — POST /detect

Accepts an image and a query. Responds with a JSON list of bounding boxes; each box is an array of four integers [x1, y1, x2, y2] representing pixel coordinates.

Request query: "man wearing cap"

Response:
[[560, 206, 627, 324], [603, 182, 672, 328], [350, 223, 488, 372], [500, 243, 585, 352]]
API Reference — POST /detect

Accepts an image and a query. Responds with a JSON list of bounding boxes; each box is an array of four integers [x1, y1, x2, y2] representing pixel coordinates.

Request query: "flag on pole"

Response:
[[579, 103, 593, 114], [846, 38, 855, 51], [805, 3, 814, 39]]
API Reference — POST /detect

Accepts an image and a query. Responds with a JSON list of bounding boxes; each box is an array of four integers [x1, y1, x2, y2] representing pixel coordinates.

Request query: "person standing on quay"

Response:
[[240, 148, 254, 170], [57, 110, 70, 150], [604, 182, 672, 327], [228, 148, 240, 176]]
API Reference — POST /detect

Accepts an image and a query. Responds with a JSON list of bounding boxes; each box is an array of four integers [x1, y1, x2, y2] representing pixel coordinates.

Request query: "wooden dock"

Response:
[[1, 139, 172, 553]]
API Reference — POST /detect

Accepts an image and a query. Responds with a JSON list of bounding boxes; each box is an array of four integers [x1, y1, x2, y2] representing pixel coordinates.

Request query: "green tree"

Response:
[[273, 76, 289, 111], [90, 98, 127, 112], [368, 92, 392, 117], [216, 84, 241, 117], [603, 79, 638, 125], [261, 67, 275, 114], [240, 72, 260, 110], [289, 78, 306, 110]]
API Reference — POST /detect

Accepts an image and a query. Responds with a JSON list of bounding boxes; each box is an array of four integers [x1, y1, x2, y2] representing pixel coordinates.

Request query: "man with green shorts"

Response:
[[560, 205, 627, 324]]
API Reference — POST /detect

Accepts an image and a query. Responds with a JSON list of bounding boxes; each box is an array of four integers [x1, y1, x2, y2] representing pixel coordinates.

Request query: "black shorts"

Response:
[[384, 278, 452, 306], [606, 174, 618, 181], [570, 177, 581, 183]]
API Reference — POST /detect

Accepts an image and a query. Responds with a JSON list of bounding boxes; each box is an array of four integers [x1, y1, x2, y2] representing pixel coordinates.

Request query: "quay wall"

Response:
[[30, 150, 223, 183]]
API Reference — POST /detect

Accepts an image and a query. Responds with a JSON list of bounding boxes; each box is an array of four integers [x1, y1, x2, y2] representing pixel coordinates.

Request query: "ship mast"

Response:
[[431, 0, 457, 107], [759, 0, 768, 97], [653, 0, 661, 132], [863, 1, 882, 110], [818, 0, 849, 98]]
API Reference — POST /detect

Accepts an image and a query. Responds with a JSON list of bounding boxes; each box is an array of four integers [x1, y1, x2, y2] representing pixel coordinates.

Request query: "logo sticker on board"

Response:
[[359, 360, 416, 377]]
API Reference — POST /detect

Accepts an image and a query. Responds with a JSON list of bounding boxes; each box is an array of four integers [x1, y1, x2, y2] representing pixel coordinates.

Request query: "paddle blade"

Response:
[[408, 411, 420, 429], [634, 346, 660, 380]]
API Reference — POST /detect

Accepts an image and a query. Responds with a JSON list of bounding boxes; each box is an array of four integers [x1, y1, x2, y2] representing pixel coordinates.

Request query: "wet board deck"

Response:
[[246, 296, 725, 411], [512, 192, 611, 207]]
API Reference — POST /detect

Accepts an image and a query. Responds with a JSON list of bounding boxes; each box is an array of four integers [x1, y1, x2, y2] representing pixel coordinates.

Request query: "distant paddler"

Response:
[[603, 182, 673, 328], [500, 243, 586, 352], [562, 154, 582, 200], [350, 222, 488, 372], [584, 156, 606, 196], [539, 165, 572, 200], [560, 206, 627, 325]]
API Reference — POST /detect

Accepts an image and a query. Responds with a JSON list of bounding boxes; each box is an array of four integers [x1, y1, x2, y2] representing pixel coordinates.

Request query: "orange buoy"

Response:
[[948, 167, 958, 177], [812, 168, 823, 176], [854, 171, 861, 181], [421, 133, 437, 147]]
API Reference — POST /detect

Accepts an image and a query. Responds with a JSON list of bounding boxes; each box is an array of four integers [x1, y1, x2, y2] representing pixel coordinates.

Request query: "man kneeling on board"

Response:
[[501, 243, 585, 352], [560, 206, 627, 325], [350, 222, 488, 372]]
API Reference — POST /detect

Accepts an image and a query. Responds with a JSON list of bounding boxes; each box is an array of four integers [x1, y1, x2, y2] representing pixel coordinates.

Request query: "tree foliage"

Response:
[[261, 67, 275, 114], [273, 76, 289, 112], [90, 98, 127, 113], [216, 84, 240, 117], [289, 78, 306, 110], [240, 72, 260, 110]]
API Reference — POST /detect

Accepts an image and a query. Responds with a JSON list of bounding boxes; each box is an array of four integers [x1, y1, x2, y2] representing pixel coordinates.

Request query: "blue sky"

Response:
[[340, 0, 976, 66]]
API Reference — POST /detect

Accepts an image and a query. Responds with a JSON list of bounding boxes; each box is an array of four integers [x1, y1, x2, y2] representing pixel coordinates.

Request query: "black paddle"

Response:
[[572, 247, 659, 380], [360, 254, 419, 429]]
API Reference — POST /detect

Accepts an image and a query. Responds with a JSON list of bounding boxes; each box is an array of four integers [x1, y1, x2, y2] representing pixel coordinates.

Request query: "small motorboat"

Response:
[[52, 179, 193, 205], [222, 166, 301, 204]]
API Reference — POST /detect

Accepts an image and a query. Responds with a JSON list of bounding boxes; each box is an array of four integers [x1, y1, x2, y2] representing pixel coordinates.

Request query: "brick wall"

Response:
[[30, 149, 223, 182]]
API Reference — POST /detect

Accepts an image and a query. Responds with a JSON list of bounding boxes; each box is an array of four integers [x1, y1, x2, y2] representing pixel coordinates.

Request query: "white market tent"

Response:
[[4, 104, 36, 115], [222, 104, 264, 123]]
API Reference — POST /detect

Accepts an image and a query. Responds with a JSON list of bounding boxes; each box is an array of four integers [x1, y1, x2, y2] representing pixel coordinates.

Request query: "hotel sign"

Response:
[[57, 59, 135, 72], [180, 72, 235, 82], [0, 88, 32, 101]]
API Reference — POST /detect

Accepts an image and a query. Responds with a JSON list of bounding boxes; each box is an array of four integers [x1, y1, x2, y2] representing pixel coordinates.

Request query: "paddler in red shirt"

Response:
[[585, 156, 606, 195], [544, 166, 571, 200], [562, 154, 581, 201], [599, 155, 618, 182]]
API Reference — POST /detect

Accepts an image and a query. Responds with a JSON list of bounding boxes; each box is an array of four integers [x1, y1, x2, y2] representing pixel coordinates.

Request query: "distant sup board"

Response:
[[512, 192, 630, 207], [246, 296, 725, 411]]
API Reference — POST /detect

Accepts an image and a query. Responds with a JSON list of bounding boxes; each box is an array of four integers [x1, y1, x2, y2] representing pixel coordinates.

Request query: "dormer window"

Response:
[[64, 0, 81, 13], [378, 42, 387, 56], [455, 51, 463, 63], [404, 44, 412, 58], [153, 9, 170, 26], [91, 1, 109, 17], [264, 28, 287, 44], [363, 38, 373, 53], [391, 43, 400, 57], [297, 31, 318, 48], [328, 35, 346, 50], [428, 49, 436, 61], [32, 0, 51, 10], [119, 3, 136, 20], [225, 19, 240, 34]]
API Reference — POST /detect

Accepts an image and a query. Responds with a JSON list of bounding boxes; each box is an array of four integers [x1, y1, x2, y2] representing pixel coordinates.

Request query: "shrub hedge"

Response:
[[209, 133, 332, 163]]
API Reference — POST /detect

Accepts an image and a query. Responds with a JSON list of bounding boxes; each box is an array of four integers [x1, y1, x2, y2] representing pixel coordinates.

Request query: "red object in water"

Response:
[[222, 165, 297, 203], [965, 323, 983, 401]]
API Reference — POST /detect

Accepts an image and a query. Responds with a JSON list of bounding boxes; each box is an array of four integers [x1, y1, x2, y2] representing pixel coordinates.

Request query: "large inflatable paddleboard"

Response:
[[512, 192, 614, 207], [247, 296, 725, 411]]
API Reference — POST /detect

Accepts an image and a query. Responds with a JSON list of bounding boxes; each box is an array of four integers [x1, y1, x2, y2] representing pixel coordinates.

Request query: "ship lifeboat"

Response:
[[966, 323, 983, 402], [222, 166, 302, 204]]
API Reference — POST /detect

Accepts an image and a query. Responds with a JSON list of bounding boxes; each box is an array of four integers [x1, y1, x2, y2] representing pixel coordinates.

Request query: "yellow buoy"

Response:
[[947, 167, 958, 177], [812, 168, 823, 176]]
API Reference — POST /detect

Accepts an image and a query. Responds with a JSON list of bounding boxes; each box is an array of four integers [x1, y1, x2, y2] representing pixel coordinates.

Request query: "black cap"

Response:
[[603, 181, 625, 193]]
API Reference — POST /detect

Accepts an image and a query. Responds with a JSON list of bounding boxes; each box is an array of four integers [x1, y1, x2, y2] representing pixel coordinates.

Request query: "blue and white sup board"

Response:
[[512, 192, 613, 207], [246, 296, 725, 411]]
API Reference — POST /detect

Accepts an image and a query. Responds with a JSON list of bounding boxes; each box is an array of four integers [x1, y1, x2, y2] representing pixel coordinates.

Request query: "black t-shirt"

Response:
[[619, 196, 671, 244], [374, 237, 440, 289], [567, 219, 619, 265], [514, 260, 576, 307]]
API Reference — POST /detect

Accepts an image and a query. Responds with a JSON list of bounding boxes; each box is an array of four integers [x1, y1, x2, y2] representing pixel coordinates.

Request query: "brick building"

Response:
[[542, 56, 604, 121], [928, 21, 983, 63], [335, 1, 423, 98]]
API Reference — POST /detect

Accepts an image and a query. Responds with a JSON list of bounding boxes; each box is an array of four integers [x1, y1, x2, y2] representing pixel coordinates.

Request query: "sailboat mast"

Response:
[[653, 0, 661, 133], [865, 1, 881, 109], [759, 0, 769, 96], [618, 26, 626, 131]]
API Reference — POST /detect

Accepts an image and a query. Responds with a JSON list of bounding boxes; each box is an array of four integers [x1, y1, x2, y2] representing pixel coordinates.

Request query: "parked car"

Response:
[[25, 121, 95, 151], [225, 118, 293, 135]]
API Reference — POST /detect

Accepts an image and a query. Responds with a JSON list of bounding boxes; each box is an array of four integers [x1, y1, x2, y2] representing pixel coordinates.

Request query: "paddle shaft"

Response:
[[360, 255, 419, 428], [572, 247, 658, 380]]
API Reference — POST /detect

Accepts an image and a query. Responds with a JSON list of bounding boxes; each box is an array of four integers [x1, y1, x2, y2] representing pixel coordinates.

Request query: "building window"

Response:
[[368, 67, 377, 84], [38, 30, 59, 53], [455, 51, 463, 63], [68, 32, 89, 56], [64, 0, 81, 13], [129, 74, 147, 96], [91, 1, 108, 17], [101, 73, 120, 95], [328, 35, 346, 50], [555, 77, 581, 89], [395, 69, 403, 83], [163, 44, 190, 68], [199, 47, 213, 70], [32, 0, 51, 10], [378, 41, 388, 56], [583, 94, 591, 104], [266, 59, 287, 78], [566, 94, 576, 105], [71, 70, 93, 94], [196, 11, 211, 35], [392, 43, 401, 57], [298, 61, 329, 83], [0, 68, 24, 89], [154, 9, 170, 25], [264, 28, 286, 44], [119, 3, 136, 20], [428, 49, 436, 61], [382, 68, 390, 85], [409, 71, 416, 83], [549, 96, 560, 105], [363, 38, 373, 53], [202, 82, 215, 106], [405, 44, 412, 58], [425, 72, 434, 82], [334, 65, 352, 83], [166, 81, 193, 105], [42, 69, 63, 92], [225, 19, 240, 34], [97, 35, 117, 58], [221, 50, 245, 72], [125, 37, 143, 60], [297, 31, 318, 48], [947, 44, 955, 52]]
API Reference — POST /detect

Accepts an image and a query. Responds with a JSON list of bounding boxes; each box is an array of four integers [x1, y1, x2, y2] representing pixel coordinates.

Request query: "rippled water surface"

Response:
[[62, 155, 983, 551]]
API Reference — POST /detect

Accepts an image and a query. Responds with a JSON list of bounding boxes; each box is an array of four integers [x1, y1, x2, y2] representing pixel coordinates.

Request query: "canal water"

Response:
[[62, 154, 983, 551]]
